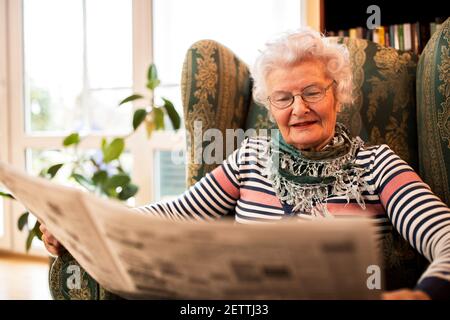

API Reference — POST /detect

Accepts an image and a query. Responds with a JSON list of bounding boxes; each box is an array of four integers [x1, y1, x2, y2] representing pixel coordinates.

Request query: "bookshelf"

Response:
[[320, 0, 449, 54]]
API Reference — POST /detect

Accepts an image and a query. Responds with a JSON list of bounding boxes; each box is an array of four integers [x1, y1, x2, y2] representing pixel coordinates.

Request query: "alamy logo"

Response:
[[66, 265, 81, 290], [366, 265, 381, 290], [366, 5, 381, 30]]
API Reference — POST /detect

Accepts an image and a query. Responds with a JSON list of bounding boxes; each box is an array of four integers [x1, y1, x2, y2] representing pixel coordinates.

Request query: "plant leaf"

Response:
[[33, 221, 43, 241], [118, 94, 144, 106], [101, 138, 107, 155], [145, 120, 156, 138], [162, 98, 181, 130], [146, 64, 160, 90], [92, 170, 108, 186], [153, 107, 165, 130], [71, 173, 93, 190], [132, 109, 148, 131], [118, 183, 138, 200], [25, 229, 35, 252], [18, 212, 29, 231], [104, 174, 131, 190], [63, 133, 80, 147], [0, 190, 14, 199], [38, 168, 48, 178], [47, 163, 64, 178], [103, 138, 125, 163]]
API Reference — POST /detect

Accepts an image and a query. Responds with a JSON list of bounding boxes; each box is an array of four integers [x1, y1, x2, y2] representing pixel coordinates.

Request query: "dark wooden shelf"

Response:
[[322, 0, 448, 33]]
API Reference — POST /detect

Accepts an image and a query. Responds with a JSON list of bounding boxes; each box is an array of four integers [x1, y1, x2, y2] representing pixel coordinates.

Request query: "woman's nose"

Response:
[[291, 95, 310, 115]]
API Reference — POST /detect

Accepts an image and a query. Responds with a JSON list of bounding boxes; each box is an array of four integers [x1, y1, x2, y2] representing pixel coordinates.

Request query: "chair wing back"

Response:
[[181, 40, 254, 187], [332, 37, 419, 171], [416, 17, 450, 206]]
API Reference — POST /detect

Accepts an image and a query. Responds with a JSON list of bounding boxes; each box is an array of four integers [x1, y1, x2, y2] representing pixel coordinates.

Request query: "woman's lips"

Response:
[[290, 120, 317, 128]]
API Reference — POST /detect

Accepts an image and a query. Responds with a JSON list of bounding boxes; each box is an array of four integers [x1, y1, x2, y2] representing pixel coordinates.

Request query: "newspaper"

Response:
[[0, 161, 382, 299]]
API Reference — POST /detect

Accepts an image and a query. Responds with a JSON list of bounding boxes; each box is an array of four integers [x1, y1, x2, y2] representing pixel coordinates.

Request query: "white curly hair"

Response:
[[252, 28, 353, 110]]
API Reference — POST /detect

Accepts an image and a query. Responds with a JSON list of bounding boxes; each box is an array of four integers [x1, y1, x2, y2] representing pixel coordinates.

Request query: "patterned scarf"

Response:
[[263, 123, 373, 218]]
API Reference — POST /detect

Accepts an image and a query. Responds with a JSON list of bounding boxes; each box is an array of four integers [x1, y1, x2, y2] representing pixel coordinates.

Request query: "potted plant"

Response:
[[0, 63, 180, 251]]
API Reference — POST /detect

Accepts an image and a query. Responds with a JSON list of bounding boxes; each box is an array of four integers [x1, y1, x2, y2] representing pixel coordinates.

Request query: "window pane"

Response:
[[152, 0, 301, 197], [23, 0, 133, 134], [153, 0, 302, 86], [86, 0, 132, 89], [154, 150, 186, 201]]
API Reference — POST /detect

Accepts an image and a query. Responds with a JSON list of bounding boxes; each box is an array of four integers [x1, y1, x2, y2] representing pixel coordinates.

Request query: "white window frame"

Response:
[[1, 0, 186, 255], [1, 0, 313, 255], [0, 0, 12, 249]]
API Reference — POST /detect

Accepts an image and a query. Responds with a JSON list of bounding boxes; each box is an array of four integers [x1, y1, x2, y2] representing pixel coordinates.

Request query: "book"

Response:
[[394, 25, 400, 50], [377, 26, 385, 46], [404, 23, 412, 51], [385, 30, 390, 47], [372, 28, 379, 43], [328, 17, 446, 55], [389, 25, 396, 48], [356, 27, 364, 39], [398, 24, 405, 51]]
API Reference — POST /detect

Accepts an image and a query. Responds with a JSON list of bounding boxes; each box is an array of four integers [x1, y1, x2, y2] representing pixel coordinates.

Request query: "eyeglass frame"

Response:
[[267, 80, 337, 110]]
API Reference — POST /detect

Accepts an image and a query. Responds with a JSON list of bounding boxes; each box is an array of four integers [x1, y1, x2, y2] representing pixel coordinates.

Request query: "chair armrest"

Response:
[[49, 251, 123, 300]]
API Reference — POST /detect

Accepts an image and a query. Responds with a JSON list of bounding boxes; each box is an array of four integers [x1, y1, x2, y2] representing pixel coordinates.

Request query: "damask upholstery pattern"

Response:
[[417, 17, 450, 206], [49, 251, 121, 300], [181, 40, 253, 187], [333, 37, 419, 171]]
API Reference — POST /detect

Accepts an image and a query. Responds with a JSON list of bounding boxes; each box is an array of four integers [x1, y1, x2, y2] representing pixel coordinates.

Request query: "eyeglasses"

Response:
[[267, 80, 336, 109]]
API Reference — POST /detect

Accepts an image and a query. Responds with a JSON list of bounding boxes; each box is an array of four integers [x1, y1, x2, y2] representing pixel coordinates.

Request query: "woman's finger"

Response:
[[42, 232, 63, 256], [39, 223, 47, 234]]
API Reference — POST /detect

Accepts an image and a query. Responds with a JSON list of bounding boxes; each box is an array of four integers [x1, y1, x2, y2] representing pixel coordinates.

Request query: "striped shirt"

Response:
[[138, 137, 450, 299]]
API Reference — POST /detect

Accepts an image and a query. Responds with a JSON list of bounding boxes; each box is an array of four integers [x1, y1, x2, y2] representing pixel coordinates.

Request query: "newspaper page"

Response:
[[0, 161, 381, 299], [0, 161, 133, 293]]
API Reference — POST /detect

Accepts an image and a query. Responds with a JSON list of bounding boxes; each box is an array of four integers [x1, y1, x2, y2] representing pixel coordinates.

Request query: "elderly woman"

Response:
[[41, 28, 450, 300]]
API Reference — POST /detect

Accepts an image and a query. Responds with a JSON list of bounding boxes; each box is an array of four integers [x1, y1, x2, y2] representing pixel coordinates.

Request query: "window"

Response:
[[153, 0, 303, 111], [1, 0, 150, 254], [23, 0, 133, 134], [1, 0, 303, 254], [0, 0, 10, 248], [151, 0, 303, 201]]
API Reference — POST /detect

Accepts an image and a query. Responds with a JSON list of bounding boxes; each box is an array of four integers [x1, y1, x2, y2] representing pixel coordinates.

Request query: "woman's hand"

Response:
[[39, 223, 65, 256], [382, 289, 431, 300]]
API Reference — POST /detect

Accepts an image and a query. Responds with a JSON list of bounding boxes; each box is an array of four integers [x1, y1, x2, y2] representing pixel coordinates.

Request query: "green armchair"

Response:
[[49, 18, 450, 299]]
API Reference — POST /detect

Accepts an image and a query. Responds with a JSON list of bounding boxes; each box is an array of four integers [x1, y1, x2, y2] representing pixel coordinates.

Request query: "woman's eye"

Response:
[[273, 93, 291, 101], [304, 90, 321, 97]]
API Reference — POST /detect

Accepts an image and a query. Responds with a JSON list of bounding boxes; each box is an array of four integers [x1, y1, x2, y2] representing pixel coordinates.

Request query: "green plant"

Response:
[[0, 63, 180, 251]]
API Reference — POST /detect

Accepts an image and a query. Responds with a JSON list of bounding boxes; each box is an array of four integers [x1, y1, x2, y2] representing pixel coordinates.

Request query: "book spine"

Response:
[[378, 26, 385, 46], [373, 27, 379, 43], [411, 23, 418, 54], [385, 29, 390, 47], [394, 25, 400, 50], [403, 23, 412, 51], [398, 24, 404, 50], [389, 25, 395, 48], [356, 27, 364, 39]]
